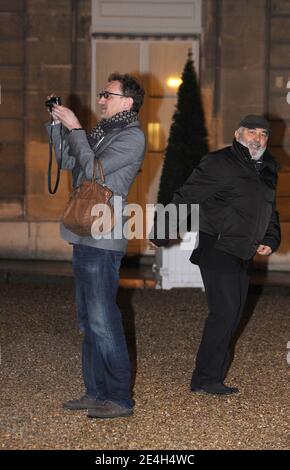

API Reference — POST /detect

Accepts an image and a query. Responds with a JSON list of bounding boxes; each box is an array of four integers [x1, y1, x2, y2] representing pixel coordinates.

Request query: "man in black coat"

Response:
[[150, 115, 281, 395]]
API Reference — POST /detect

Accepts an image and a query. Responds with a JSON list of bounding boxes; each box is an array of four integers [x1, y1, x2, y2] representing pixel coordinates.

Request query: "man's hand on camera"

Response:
[[50, 105, 82, 131]]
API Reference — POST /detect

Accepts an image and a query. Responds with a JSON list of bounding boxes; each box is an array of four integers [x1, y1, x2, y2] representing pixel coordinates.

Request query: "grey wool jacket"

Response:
[[46, 121, 146, 252]]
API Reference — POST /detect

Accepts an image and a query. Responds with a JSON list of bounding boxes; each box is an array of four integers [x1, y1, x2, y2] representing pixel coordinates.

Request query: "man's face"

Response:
[[235, 127, 269, 160], [98, 81, 132, 119]]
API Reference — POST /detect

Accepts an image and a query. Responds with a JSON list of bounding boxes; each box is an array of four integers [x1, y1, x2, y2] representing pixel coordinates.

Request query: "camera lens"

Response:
[[45, 96, 61, 111]]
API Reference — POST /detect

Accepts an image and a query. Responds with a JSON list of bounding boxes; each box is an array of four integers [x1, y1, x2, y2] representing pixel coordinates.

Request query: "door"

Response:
[[92, 38, 199, 253]]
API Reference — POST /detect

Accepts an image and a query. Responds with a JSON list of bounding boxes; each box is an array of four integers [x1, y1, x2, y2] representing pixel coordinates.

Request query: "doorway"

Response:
[[91, 38, 199, 253]]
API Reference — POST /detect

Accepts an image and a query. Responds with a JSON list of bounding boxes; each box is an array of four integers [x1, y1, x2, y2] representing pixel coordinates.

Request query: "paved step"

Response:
[[0, 258, 289, 289]]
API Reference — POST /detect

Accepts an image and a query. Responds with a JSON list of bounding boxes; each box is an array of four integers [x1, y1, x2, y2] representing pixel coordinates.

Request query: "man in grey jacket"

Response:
[[47, 73, 145, 418]]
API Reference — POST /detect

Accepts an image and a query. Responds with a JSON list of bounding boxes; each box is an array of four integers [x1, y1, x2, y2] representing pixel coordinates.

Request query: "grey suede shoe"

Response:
[[87, 400, 133, 419], [63, 394, 103, 410]]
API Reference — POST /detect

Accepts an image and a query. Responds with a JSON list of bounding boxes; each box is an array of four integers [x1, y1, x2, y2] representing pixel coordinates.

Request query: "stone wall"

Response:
[[0, 0, 25, 220], [0, 0, 91, 259], [201, 0, 290, 270], [201, 0, 267, 146], [0, 0, 289, 268], [25, 0, 91, 222]]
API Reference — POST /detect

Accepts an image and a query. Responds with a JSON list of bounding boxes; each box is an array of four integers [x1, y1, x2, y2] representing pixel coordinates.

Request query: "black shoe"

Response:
[[63, 394, 103, 410], [87, 400, 133, 419], [191, 383, 239, 396]]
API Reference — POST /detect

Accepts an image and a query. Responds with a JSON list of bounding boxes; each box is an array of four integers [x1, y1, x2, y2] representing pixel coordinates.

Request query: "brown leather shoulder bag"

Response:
[[62, 158, 115, 237]]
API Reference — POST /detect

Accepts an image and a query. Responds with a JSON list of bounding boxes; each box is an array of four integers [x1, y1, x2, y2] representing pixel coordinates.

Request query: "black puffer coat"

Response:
[[153, 139, 281, 260]]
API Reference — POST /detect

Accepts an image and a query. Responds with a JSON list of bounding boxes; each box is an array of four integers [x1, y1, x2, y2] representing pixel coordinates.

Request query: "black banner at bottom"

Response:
[[0, 450, 284, 466]]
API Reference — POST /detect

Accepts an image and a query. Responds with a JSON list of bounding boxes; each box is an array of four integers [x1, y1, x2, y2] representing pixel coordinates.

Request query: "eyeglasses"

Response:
[[98, 91, 126, 99]]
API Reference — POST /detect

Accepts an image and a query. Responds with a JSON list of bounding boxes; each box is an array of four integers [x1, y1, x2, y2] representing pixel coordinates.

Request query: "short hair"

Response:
[[108, 73, 145, 113]]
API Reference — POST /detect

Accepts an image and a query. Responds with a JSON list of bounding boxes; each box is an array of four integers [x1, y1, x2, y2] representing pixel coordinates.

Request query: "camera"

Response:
[[45, 96, 61, 112]]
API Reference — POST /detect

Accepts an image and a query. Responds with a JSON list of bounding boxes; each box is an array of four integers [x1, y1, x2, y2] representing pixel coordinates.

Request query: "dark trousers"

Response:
[[191, 251, 249, 388]]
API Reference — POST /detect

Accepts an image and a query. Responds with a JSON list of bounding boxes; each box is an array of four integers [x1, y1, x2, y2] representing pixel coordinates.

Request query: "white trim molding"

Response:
[[91, 0, 201, 35]]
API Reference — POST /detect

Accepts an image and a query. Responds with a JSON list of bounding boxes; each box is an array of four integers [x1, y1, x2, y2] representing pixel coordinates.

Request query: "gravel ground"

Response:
[[0, 278, 289, 450]]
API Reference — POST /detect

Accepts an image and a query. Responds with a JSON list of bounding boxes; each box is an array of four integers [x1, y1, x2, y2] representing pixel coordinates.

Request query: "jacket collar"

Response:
[[262, 148, 280, 173], [93, 120, 140, 155], [231, 139, 279, 174]]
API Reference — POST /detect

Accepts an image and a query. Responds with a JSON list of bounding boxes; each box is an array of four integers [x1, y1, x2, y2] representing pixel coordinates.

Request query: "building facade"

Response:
[[0, 0, 289, 269]]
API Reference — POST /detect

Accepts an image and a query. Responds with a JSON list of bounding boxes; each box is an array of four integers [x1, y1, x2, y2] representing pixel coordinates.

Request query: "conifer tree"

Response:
[[157, 51, 209, 206]]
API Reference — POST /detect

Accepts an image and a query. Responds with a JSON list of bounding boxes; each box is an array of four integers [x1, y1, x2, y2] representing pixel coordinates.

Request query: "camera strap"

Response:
[[48, 119, 63, 194]]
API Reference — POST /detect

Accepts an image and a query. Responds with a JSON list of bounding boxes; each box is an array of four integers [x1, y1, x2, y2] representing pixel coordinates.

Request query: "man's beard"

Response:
[[237, 137, 266, 160]]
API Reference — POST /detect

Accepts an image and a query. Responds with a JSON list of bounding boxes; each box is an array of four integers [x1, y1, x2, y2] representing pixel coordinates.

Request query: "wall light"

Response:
[[166, 77, 182, 89], [148, 122, 161, 152]]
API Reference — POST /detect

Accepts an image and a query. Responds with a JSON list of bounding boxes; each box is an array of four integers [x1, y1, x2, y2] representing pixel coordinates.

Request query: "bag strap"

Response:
[[92, 158, 105, 184], [48, 120, 63, 194]]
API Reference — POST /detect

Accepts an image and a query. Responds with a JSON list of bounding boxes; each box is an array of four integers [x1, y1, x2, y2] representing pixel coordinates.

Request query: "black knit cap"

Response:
[[239, 114, 270, 132]]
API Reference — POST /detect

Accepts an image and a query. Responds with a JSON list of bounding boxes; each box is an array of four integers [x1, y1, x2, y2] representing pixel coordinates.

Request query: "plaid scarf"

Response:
[[87, 110, 138, 148]]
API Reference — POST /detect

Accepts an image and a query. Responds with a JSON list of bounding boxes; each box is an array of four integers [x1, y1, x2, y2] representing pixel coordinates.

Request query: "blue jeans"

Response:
[[72, 244, 133, 408]]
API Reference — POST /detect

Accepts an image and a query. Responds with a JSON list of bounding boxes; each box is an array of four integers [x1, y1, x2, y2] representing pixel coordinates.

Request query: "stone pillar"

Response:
[[200, 0, 218, 150], [0, 0, 91, 259], [25, 0, 88, 222], [202, 0, 268, 146], [218, 0, 267, 145], [0, 0, 25, 220]]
